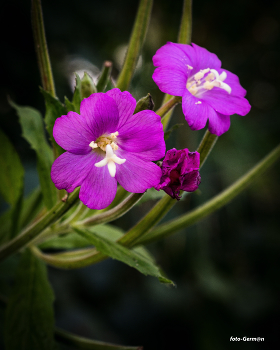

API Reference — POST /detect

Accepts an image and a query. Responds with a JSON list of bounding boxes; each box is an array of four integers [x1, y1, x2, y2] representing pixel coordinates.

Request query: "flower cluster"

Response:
[[51, 88, 165, 209], [155, 148, 201, 200], [51, 43, 251, 208], [152, 42, 251, 136]]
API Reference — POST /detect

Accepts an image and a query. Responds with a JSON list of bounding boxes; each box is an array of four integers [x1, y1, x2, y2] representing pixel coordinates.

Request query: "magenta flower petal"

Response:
[[51, 151, 96, 192], [152, 66, 187, 96], [80, 93, 120, 140], [152, 42, 251, 135], [208, 113, 231, 136], [201, 89, 251, 116], [153, 42, 192, 75], [79, 162, 118, 210], [106, 88, 137, 129], [182, 90, 213, 130], [53, 111, 93, 155], [155, 148, 201, 200], [217, 69, 247, 97], [118, 110, 165, 161], [190, 43, 221, 72], [115, 151, 162, 193]]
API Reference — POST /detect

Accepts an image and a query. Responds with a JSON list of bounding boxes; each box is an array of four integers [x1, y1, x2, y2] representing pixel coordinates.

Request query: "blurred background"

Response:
[[0, 0, 280, 349]]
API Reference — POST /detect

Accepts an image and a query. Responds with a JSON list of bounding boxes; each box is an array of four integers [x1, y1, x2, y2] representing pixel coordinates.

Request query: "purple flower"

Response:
[[152, 42, 251, 136], [51, 88, 166, 209], [155, 148, 201, 200]]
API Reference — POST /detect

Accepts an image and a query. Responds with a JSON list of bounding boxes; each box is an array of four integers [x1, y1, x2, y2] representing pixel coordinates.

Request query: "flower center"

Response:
[[186, 67, 231, 97], [89, 131, 119, 152], [94, 144, 126, 177]]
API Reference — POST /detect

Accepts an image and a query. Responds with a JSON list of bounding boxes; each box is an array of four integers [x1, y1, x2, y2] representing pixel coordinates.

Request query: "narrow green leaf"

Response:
[[0, 129, 24, 206], [0, 129, 24, 238], [164, 123, 183, 141], [19, 187, 43, 229], [116, 0, 153, 91], [40, 88, 67, 157], [74, 227, 174, 285], [4, 249, 55, 350], [10, 100, 57, 209], [72, 74, 82, 113]]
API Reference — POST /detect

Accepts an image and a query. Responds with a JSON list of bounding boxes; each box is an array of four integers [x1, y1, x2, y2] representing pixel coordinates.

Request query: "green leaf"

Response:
[[40, 88, 67, 156], [164, 123, 183, 141], [19, 187, 43, 229], [4, 249, 55, 350], [10, 100, 57, 209], [0, 129, 24, 238], [72, 74, 82, 113], [74, 227, 174, 285], [0, 129, 24, 206]]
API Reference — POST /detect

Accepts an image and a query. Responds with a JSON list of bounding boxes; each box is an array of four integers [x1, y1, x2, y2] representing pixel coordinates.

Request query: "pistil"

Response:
[[94, 144, 126, 177]]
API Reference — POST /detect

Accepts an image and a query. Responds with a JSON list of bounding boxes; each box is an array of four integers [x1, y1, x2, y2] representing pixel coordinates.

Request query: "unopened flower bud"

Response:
[[81, 72, 97, 98], [134, 93, 154, 114]]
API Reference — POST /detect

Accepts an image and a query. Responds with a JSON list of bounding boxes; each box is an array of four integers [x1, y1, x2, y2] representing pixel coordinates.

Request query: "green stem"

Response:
[[55, 328, 142, 350], [96, 61, 112, 92], [31, 0, 56, 96], [156, 96, 181, 120], [0, 189, 79, 262], [137, 143, 280, 246], [78, 193, 144, 227], [177, 0, 192, 44], [197, 130, 218, 168], [116, 0, 153, 91]]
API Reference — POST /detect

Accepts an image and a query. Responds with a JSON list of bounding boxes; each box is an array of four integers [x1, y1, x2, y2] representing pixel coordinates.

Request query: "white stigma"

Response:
[[94, 144, 126, 177]]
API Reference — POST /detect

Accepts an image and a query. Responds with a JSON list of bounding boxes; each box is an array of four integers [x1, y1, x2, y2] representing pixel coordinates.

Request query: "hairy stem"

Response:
[[116, 0, 153, 91], [137, 143, 280, 245]]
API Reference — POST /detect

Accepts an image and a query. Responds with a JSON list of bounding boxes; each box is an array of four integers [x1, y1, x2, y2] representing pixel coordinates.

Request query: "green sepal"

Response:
[[134, 93, 154, 114], [73, 226, 175, 285], [96, 61, 112, 92], [0, 128, 24, 239], [4, 249, 55, 350], [40, 88, 67, 156], [9, 100, 57, 209], [72, 73, 82, 113], [81, 72, 97, 98]]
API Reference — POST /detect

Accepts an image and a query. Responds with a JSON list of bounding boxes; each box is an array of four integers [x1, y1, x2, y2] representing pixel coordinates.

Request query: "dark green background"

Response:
[[1, 0, 280, 349]]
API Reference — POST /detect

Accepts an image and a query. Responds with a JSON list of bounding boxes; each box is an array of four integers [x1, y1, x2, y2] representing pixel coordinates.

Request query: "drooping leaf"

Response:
[[164, 123, 183, 141], [74, 227, 174, 285], [10, 100, 57, 209], [40, 88, 67, 156], [0, 129, 24, 238], [39, 224, 155, 264], [4, 249, 55, 350]]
